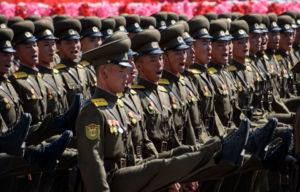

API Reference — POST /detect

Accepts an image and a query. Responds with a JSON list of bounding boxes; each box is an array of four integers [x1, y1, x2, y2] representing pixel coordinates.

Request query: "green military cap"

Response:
[[79, 16, 102, 38], [0, 28, 16, 52], [0, 15, 8, 29], [53, 14, 72, 24], [124, 14, 143, 33], [177, 20, 195, 43], [229, 20, 249, 40], [277, 15, 294, 33], [10, 21, 37, 46], [33, 19, 57, 40], [83, 33, 132, 67], [219, 18, 233, 39], [261, 14, 270, 32], [204, 12, 218, 22], [151, 12, 167, 30], [74, 16, 85, 20], [267, 12, 281, 31], [131, 29, 163, 55], [120, 13, 129, 17], [178, 14, 188, 22], [237, 13, 244, 19], [102, 31, 127, 45], [160, 23, 189, 51], [280, 10, 298, 29], [231, 12, 239, 21], [166, 12, 179, 26], [140, 16, 156, 29], [209, 20, 231, 42], [296, 11, 300, 27], [7, 16, 23, 27], [54, 19, 81, 41], [239, 13, 262, 33], [51, 15, 57, 18], [100, 18, 116, 39], [218, 12, 232, 22], [43, 16, 53, 23], [188, 16, 212, 39], [109, 16, 128, 34], [25, 15, 41, 22]]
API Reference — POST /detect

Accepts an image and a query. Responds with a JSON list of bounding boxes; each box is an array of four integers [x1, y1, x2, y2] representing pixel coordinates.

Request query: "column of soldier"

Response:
[[0, 10, 300, 192]]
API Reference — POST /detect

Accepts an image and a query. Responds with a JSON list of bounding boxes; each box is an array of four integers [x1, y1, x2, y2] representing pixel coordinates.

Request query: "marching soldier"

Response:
[[124, 14, 143, 39], [140, 16, 156, 30], [151, 11, 168, 31], [100, 18, 116, 41]]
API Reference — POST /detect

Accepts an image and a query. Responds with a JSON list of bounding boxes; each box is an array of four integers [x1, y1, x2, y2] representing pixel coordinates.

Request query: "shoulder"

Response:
[[228, 65, 237, 71], [131, 85, 145, 89], [79, 60, 90, 68], [275, 54, 283, 61], [263, 54, 270, 60], [207, 67, 218, 75], [11, 71, 28, 79], [158, 78, 170, 85], [245, 57, 252, 63], [158, 85, 168, 92], [53, 64, 67, 70], [190, 69, 201, 74]]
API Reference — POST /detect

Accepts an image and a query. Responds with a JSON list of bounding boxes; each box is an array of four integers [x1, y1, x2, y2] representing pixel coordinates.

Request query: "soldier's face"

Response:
[[294, 28, 300, 45], [249, 33, 261, 54], [0, 52, 13, 75], [136, 54, 163, 83], [194, 38, 211, 65], [102, 64, 128, 94], [279, 32, 293, 51], [232, 38, 249, 59], [185, 42, 195, 67], [211, 40, 229, 65], [126, 55, 136, 84], [260, 32, 268, 52], [37, 40, 56, 64], [57, 39, 81, 61], [128, 32, 137, 39], [15, 42, 39, 67], [163, 49, 186, 75], [267, 31, 280, 50], [80, 36, 102, 53]]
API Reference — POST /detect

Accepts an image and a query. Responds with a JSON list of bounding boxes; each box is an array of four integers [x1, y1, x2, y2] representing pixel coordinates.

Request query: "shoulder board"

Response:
[[118, 93, 123, 98], [53, 64, 67, 70], [179, 75, 184, 80], [77, 64, 84, 69], [245, 57, 252, 63], [118, 99, 124, 107], [263, 54, 269, 60], [12, 72, 27, 79], [53, 69, 59, 73], [246, 66, 253, 71], [228, 65, 237, 71], [7, 79, 10, 83], [37, 73, 43, 78], [91, 98, 108, 107], [180, 80, 186, 85], [80, 61, 90, 67], [190, 69, 201, 74], [56, 49, 60, 53], [55, 53, 60, 58], [130, 89, 137, 95], [275, 55, 283, 61], [207, 67, 217, 75], [158, 85, 168, 92], [131, 85, 145, 89], [158, 79, 170, 85], [291, 49, 294, 53]]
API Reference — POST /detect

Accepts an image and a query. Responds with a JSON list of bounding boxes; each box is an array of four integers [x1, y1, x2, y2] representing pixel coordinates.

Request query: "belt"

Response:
[[104, 158, 127, 172], [153, 141, 168, 152]]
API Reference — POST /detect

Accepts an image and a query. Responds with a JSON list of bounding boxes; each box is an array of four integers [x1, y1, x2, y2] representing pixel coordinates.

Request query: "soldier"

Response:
[[178, 14, 188, 22], [218, 12, 232, 22], [109, 15, 128, 34], [293, 11, 300, 59], [203, 12, 218, 23], [166, 12, 179, 26], [124, 14, 143, 39], [140, 16, 156, 30], [100, 18, 116, 41], [54, 18, 91, 105], [79, 16, 102, 98], [151, 11, 168, 31]]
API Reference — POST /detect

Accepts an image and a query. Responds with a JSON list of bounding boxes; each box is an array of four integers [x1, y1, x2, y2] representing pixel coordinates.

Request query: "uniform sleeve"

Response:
[[76, 104, 110, 192], [142, 128, 158, 158], [8, 77, 23, 101]]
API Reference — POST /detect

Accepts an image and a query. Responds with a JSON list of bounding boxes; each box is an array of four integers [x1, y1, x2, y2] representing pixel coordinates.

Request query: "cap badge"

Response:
[[297, 20, 300, 25], [171, 20, 176, 24], [25, 32, 32, 37], [149, 25, 154, 29], [0, 24, 6, 28], [225, 30, 229, 35], [220, 30, 225, 36], [134, 23, 140, 28], [92, 27, 99, 32], [151, 42, 158, 48], [161, 21, 166, 26], [45, 29, 52, 35], [293, 19, 296, 24], [69, 29, 75, 35], [184, 32, 190, 37], [202, 28, 208, 33], [107, 29, 113, 34], [285, 24, 290, 29], [254, 23, 259, 29], [227, 18, 232, 22], [177, 36, 184, 43], [238, 29, 245, 34], [272, 22, 277, 27], [6, 41, 11, 47], [119, 26, 125, 31]]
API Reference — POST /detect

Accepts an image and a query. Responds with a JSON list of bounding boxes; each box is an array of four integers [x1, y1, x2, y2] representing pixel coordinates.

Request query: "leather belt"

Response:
[[153, 141, 168, 153], [104, 158, 127, 172]]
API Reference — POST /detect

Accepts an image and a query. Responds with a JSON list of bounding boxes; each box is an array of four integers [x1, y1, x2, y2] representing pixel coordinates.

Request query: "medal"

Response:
[[4, 98, 10, 109], [186, 95, 189, 100], [116, 121, 123, 134], [128, 111, 134, 118], [171, 97, 176, 103], [48, 95, 53, 100], [172, 104, 177, 110], [204, 86, 208, 97], [238, 82, 242, 92], [108, 120, 113, 134], [132, 118, 137, 125], [256, 72, 260, 81], [192, 98, 195, 102], [32, 95, 36, 99], [222, 85, 227, 95], [112, 120, 118, 135]]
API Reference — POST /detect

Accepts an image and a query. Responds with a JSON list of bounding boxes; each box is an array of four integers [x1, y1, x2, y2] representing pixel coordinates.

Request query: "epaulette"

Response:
[[190, 69, 201, 74], [246, 66, 253, 71], [37, 73, 43, 78], [275, 55, 283, 61], [131, 85, 145, 89], [130, 89, 137, 95], [291, 49, 294, 53], [53, 69, 59, 73], [77, 64, 84, 69], [118, 99, 124, 107], [12, 72, 28, 79], [53, 64, 67, 70], [245, 57, 252, 63], [7, 79, 10, 83], [179, 75, 184, 80], [91, 98, 108, 107], [207, 67, 217, 75], [80, 61, 90, 67], [263, 54, 269, 60], [55, 53, 60, 58], [56, 49, 60, 53], [158, 85, 168, 92], [118, 93, 123, 98], [228, 65, 237, 71], [158, 79, 170, 85]]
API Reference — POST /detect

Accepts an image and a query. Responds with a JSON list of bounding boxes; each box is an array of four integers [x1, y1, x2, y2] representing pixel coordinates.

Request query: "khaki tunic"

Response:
[[79, 59, 97, 99]]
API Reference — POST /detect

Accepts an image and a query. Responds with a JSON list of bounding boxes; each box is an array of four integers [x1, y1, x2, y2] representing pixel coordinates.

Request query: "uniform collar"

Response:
[[123, 86, 130, 94], [181, 69, 191, 77], [190, 62, 207, 73], [60, 57, 78, 67], [277, 49, 288, 57], [293, 44, 300, 51], [36, 64, 53, 75], [0, 75, 7, 83], [162, 69, 180, 82], [94, 86, 118, 103], [265, 48, 275, 56], [231, 59, 246, 70], [249, 53, 257, 61], [256, 51, 264, 58], [19, 63, 39, 75], [138, 77, 158, 90], [207, 61, 224, 71]]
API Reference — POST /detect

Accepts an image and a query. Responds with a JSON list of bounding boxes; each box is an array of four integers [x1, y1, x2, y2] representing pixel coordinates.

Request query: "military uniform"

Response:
[[151, 11, 168, 30], [100, 18, 115, 39]]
